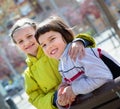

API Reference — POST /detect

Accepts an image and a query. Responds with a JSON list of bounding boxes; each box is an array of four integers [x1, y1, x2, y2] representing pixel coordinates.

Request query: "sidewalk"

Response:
[[12, 91, 36, 109]]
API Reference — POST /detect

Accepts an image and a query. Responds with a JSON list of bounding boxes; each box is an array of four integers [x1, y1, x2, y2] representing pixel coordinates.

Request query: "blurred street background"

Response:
[[0, 0, 120, 109]]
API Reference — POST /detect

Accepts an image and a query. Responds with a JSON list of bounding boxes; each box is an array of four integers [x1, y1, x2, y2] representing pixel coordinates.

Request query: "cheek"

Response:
[[60, 41, 66, 49], [16, 42, 26, 50], [16, 43, 23, 49], [31, 37, 37, 43], [17, 44, 25, 52], [43, 49, 50, 57], [20, 46, 25, 51], [42, 47, 47, 53]]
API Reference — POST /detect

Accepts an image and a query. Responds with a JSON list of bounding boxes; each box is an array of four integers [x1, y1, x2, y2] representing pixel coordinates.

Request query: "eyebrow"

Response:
[[39, 35, 55, 46]]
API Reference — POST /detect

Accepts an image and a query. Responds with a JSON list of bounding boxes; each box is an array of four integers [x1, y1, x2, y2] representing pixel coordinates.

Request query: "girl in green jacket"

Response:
[[10, 18, 95, 109]]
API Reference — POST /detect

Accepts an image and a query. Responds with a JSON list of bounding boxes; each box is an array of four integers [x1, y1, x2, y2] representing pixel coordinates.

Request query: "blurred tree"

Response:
[[62, 0, 100, 34], [0, 39, 26, 80], [28, 0, 43, 13], [97, 0, 120, 38]]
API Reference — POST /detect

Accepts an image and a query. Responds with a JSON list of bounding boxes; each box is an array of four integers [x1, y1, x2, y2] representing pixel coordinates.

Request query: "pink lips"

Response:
[[50, 48, 58, 55], [25, 43, 34, 50]]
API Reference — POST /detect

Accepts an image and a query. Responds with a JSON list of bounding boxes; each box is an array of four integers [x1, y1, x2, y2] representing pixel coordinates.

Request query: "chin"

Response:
[[52, 56, 58, 60]]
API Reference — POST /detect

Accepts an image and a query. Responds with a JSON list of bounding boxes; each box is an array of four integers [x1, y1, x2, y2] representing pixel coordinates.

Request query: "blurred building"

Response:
[[37, 0, 120, 35], [0, 0, 120, 82], [0, 0, 43, 36], [0, 0, 120, 35]]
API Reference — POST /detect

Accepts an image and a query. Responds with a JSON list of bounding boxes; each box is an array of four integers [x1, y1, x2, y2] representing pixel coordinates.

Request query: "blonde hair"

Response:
[[10, 18, 37, 43]]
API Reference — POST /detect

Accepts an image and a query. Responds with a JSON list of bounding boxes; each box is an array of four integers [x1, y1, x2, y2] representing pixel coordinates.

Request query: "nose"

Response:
[[46, 43, 53, 52], [24, 39, 30, 45]]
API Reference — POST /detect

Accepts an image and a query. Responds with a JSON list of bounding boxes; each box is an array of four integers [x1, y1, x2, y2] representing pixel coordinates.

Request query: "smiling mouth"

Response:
[[25, 43, 34, 49], [50, 48, 58, 55]]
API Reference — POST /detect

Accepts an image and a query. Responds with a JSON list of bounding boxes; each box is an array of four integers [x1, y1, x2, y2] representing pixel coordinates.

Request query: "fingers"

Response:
[[69, 43, 79, 61], [57, 86, 76, 106], [58, 95, 69, 106], [58, 95, 75, 106], [69, 42, 85, 61], [68, 43, 75, 59], [58, 87, 65, 96], [78, 46, 85, 59], [71, 48, 79, 61]]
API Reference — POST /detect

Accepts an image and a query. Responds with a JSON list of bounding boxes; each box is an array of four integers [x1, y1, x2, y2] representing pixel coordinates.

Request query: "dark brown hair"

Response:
[[35, 16, 74, 44], [10, 18, 37, 43]]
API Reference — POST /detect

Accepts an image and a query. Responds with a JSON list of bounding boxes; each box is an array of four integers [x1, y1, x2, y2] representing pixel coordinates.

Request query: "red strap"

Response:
[[65, 104, 69, 108], [97, 48, 102, 58], [64, 71, 84, 83]]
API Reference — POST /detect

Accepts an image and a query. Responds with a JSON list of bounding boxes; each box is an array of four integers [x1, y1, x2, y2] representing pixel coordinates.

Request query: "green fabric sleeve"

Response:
[[75, 33, 96, 47]]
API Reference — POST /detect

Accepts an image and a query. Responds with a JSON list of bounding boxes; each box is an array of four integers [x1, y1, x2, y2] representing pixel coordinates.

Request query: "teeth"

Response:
[[51, 49, 57, 55], [51, 50, 55, 54]]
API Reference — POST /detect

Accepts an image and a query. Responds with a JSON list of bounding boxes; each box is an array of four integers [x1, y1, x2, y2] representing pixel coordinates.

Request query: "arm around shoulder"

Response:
[[75, 33, 96, 47]]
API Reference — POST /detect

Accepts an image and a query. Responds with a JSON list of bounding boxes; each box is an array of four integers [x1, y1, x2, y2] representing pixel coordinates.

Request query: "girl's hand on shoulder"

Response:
[[69, 41, 85, 61]]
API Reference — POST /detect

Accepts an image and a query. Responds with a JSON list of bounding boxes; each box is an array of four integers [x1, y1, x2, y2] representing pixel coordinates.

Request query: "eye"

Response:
[[27, 35, 33, 39], [17, 40, 23, 44], [41, 43, 46, 48], [50, 37, 55, 41]]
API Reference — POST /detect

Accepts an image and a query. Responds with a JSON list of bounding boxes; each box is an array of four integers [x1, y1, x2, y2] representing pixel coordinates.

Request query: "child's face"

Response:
[[13, 25, 39, 56], [38, 31, 67, 59]]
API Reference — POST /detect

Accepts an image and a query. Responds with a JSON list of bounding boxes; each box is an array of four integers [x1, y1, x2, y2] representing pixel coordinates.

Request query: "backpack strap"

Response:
[[97, 48, 120, 79]]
